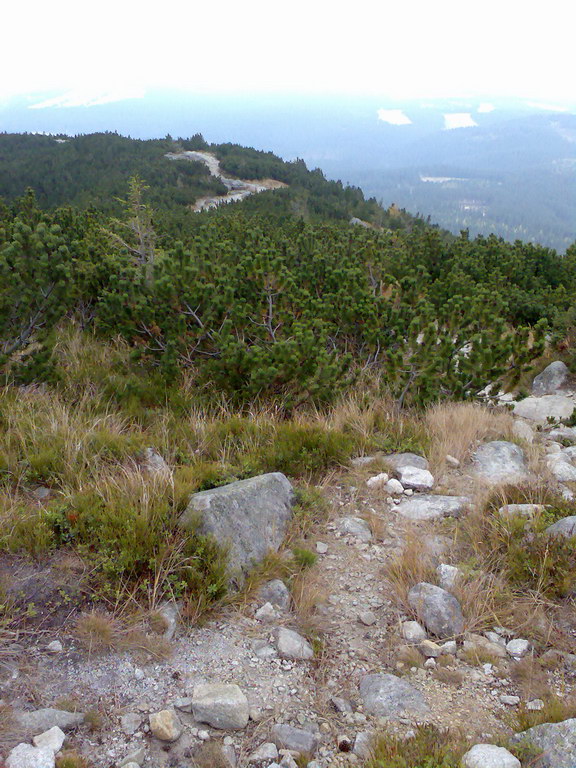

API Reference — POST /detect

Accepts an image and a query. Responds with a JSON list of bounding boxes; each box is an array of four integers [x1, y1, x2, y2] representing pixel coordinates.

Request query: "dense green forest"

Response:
[[1, 131, 575, 410]]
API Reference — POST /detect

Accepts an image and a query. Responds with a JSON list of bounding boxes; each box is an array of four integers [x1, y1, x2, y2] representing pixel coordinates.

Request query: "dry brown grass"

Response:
[[433, 667, 464, 686], [396, 644, 425, 668], [74, 609, 173, 659], [426, 402, 513, 475], [291, 568, 328, 624], [510, 657, 551, 700], [384, 533, 437, 611]]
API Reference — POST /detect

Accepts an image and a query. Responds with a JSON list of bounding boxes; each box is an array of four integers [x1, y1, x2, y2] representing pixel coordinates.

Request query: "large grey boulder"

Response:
[[472, 441, 528, 485], [6, 744, 55, 768], [13, 708, 84, 738], [271, 724, 319, 753], [191, 683, 249, 730], [396, 494, 470, 521], [383, 452, 429, 471], [546, 515, 576, 539], [513, 396, 575, 424], [359, 673, 429, 717], [407, 582, 464, 638], [180, 473, 294, 584], [462, 744, 520, 768], [532, 361, 570, 396], [512, 718, 576, 768]]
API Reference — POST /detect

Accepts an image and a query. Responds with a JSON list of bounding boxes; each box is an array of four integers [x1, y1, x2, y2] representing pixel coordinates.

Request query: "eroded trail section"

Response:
[[165, 150, 287, 211]]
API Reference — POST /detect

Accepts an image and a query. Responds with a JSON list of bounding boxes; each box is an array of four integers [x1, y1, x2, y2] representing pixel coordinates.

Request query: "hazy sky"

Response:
[[3, 0, 573, 103]]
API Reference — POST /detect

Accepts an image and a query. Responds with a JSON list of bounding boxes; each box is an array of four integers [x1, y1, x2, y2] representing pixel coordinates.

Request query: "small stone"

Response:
[[249, 742, 279, 762], [339, 517, 372, 542], [407, 582, 464, 638], [258, 579, 291, 610], [148, 709, 182, 742], [119, 763, 139, 768], [255, 602, 278, 622], [512, 420, 534, 443], [198, 729, 210, 740], [436, 563, 460, 591], [366, 472, 389, 489], [419, 639, 442, 657], [316, 542, 328, 554], [506, 638, 530, 658], [6, 744, 55, 768], [385, 478, 404, 495], [440, 640, 457, 655], [331, 696, 353, 713], [45, 641, 63, 654], [358, 610, 377, 626], [445, 455, 460, 468], [275, 627, 314, 660], [120, 712, 142, 736], [173, 696, 193, 712], [118, 748, 146, 767], [395, 466, 434, 491], [191, 683, 249, 730], [401, 620, 427, 642], [500, 695, 520, 706], [32, 727, 66, 753], [13, 709, 84, 737], [424, 658, 436, 669], [353, 731, 373, 759], [526, 699, 544, 711], [462, 744, 520, 768], [271, 724, 319, 754]]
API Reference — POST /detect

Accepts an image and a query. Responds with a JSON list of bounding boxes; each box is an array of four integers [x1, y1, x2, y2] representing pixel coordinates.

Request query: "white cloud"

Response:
[[527, 101, 569, 112], [377, 109, 412, 125], [477, 102, 496, 113], [444, 113, 478, 129], [29, 88, 146, 110]]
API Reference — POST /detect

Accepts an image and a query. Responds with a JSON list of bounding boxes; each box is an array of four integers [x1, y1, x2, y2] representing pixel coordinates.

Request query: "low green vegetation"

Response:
[[367, 725, 467, 768]]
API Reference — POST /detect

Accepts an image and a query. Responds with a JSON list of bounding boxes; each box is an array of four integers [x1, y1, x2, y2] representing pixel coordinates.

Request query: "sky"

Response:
[[2, 0, 574, 104]]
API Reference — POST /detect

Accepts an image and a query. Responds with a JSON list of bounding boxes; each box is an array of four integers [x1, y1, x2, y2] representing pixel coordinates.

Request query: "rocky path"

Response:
[[165, 150, 286, 212]]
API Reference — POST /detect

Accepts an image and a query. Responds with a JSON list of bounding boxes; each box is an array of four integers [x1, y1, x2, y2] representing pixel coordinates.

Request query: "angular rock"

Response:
[[148, 709, 182, 741], [462, 634, 507, 660], [366, 472, 389, 489], [462, 744, 520, 768], [395, 466, 434, 491], [120, 712, 142, 736], [547, 455, 576, 482], [359, 673, 429, 717], [546, 516, 576, 538], [275, 627, 314, 660], [498, 503, 543, 518], [13, 708, 84, 737], [513, 396, 575, 424], [339, 516, 372, 542], [181, 473, 294, 584], [506, 638, 530, 658], [248, 742, 279, 762], [32, 727, 66, 753], [549, 426, 576, 443], [532, 361, 570, 396], [472, 441, 529, 485], [351, 455, 380, 467], [383, 453, 429, 471], [119, 748, 146, 767], [258, 579, 291, 610], [422, 534, 452, 563], [437, 563, 460, 590], [45, 641, 63, 654], [419, 639, 442, 657], [445, 454, 460, 468], [512, 718, 576, 768], [402, 620, 427, 642], [396, 495, 470, 521], [407, 582, 464, 638], [255, 602, 278, 622], [271, 724, 319, 754], [359, 610, 377, 626], [6, 744, 55, 768], [562, 446, 576, 460], [353, 731, 373, 759], [156, 600, 180, 639], [331, 696, 353, 713], [141, 447, 171, 476], [512, 420, 534, 444], [385, 478, 404, 495], [191, 683, 249, 730]]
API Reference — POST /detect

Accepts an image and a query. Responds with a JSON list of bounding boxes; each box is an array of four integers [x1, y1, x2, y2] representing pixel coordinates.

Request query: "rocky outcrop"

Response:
[[472, 441, 529, 485], [546, 515, 576, 538], [512, 718, 576, 768], [532, 361, 570, 395], [180, 473, 294, 584], [513, 396, 575, 424]]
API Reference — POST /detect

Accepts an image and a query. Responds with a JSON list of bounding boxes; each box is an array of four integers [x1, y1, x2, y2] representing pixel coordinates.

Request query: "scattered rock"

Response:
[[512, 718, 576, 768], [181, 473, 294, 584], [366, 472, 389, 489], [155, 600, 180, 639], [401, 620, 427, 642], [275, 627, 314, 660], [118, 748, 146, 767], [396, 494, 470, 521], [148, 709, 182, 741], [331, 696, 353, 713], [353, 731, 373, 759], [506, 638, 530, 658], [316, 542, 328, 554], [546, 516, 576, 538], [436, 563, 460, 590], [6, 744, 55, 768], [395, 466, 435, 491], [191, 683, 249, 730], [258, 579, 291, 610], [358, 610, 377, 626], [512, 420, 534, 444], [472, 441, 529, 485], [120, 712, 142, 736], [500, 695, 520, 706], [549, 426, 576, 443], [351, 455, 380, 467], [255, 602, 278, 622], [383, 453, 429, 471], [526, 699, 544, 711], [419, 639, 442, 657], [445, 454, 460, 468], [248, 742, 279, 762], [532, 361, 570, 395], [463, 635, 507, 659], [45, 641, 62, 654], [385, 478, 404, 495], [359, 673, 429, 717], [513, 396, 575, 424], [13, 708, 84, 737], [32, 727, 66, 753], [141, 447, 171, 476], [546, 455, 576, 482], [271, 724, 319, 754], [339, 516, 372, 542], [498, 503, 543, 518], [462, 743, 520, 768], [407, 582, 464, 638]]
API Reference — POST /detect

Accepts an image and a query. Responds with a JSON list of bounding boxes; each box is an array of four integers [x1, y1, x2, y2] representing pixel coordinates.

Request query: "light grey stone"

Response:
[[141, 447, 171, 476], [351, 455, 380, 467], [353, 731, 373, 759], [366, 472, 389, 489], [532, 361, 570, 395], [513, 396, 575, 424], [512, 420, 534, 443], [173, 696, 193, 712], [316, 542, 328, 554], [148, 709, 182, 741], [359, 610, 377, 626], [441, 640, 457, 654], [13, 708, 84, 737], [547, 455, 576, 482], [506, 638, 530, 658], [359, 673, 429, 717], [156, 600, 180, 639], [419, 639, 442, 657], [191, 683, 249, 729], [258, 579, 291, 610], [396, 494, 470, 521], [395, 466, 435, 491], [120, 712, 143, 736], [271, 724, 319, 754], [45, 641, 62, 654], [463, 634, 507, 659], [401, 620, 427, 642], [512, 718, 576, 767], [408, 582, 464, 638], [422, 535, 452, 563], [436, 563, 460, 590], [32, 727, 66, 753], [255, 602, 278, 622], [462, 744, 520, 768], [500, 695, 520, 706], [562, 446, 576, 459], [526, 699, 545, 711], [546, 515, 576, 538], [498, 503, 543, 518], [549, 426, 576, 443], [472, 441, 529, 485], [248, 742, 279, 762], [339, 516, 372, 541], [181, 473, 294, 584], [331, 696, 353, 713], [383, 453, 429, 470], [385, 478, 404, 494], [118, 748, 146, 767], [6, 744, 55, 768], [275, 627, 314, 660], [446, 454, 460, 468]]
